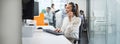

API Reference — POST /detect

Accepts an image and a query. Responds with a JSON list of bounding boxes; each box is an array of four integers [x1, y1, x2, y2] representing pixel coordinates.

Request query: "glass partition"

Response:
[[89, 0, 120, 44]]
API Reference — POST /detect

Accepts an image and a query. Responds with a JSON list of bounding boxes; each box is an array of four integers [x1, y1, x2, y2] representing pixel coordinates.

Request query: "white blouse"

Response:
[[61, 16, 81, 40]]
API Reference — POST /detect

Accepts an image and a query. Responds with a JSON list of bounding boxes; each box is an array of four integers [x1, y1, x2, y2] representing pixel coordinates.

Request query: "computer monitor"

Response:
[[22, 0, 34, 19]]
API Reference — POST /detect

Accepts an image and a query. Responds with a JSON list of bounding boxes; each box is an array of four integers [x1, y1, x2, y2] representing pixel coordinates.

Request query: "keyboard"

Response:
[[43, 29, 64, 35]]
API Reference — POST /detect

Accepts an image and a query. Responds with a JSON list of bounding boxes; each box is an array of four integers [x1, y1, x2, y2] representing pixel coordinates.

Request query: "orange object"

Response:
[[34, 12, 48, 26]]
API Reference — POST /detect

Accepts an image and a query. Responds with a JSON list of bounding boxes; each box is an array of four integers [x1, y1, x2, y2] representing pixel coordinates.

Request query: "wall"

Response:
[[0, 0, 22, 44]]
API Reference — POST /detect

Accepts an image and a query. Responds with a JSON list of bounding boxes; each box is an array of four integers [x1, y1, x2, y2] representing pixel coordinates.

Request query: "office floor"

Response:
[[80, 31, 88, 44]]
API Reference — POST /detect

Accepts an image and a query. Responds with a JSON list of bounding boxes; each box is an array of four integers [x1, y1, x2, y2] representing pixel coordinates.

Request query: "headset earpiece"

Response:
[[71, 2, 76, 13]]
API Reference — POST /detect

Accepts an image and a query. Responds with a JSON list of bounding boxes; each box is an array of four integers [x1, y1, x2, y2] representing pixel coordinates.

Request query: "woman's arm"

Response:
[[60, 17, 68, 32], [55, 17, 68, 33]]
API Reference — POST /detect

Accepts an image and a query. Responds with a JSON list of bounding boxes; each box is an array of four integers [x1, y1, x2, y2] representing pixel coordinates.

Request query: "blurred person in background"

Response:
[[51, 4, 56, 27], [79, 10, 87, 31], [44, 7, 53, 25], [55, 4, 67, 28]]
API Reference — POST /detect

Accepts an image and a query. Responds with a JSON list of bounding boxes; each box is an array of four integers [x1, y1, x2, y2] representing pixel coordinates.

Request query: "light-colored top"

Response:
[[61, 16, 81, 40], [55, 11, 63, 28], [44, 12, 53, 23], [80, 15, 84, 21], [51, 8, 56, 13], [55, 11, 67, 28]]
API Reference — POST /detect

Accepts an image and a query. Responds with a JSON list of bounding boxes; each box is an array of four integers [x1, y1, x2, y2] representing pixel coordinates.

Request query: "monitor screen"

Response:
[[22, 0, 34, 19], [34, 2, 39, 16]]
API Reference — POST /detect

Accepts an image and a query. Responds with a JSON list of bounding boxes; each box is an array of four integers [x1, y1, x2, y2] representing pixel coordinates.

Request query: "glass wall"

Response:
[[89, 0, 120, 44]]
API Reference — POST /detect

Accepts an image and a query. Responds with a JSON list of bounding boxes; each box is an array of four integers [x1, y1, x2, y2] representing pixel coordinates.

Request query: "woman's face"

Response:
[[66, 4, 73, 17], [66, 4, 72, 13]]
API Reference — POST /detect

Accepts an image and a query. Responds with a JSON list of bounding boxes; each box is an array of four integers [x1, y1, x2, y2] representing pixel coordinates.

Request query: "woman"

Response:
[[55, 2, 81, 43]]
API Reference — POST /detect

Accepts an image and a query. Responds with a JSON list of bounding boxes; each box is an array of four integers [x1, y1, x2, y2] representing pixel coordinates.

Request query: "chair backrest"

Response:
[[34, 12, 48, 26]]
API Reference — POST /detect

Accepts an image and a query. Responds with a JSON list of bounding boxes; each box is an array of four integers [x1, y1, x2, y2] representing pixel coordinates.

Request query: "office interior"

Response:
[[0, 0, 120, 44]]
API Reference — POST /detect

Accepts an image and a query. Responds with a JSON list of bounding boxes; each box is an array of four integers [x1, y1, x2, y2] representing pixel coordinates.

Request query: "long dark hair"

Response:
[[68, 2, 79, 17], [75, 4, 79, 17]]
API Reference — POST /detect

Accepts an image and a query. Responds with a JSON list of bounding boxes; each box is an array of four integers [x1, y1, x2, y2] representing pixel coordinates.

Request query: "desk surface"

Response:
[[22, 26, 72, 44]]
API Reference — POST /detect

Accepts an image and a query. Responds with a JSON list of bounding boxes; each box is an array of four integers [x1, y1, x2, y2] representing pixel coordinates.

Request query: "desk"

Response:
[[22, 26, 72, 44]]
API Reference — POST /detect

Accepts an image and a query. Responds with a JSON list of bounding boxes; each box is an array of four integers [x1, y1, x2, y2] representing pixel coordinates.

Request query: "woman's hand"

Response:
[[67, 12, 73, 22], [54, 28, 62, 33]]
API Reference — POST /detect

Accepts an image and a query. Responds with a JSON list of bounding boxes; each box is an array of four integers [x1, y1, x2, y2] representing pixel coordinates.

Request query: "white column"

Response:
[[0, 0, 22, 44]]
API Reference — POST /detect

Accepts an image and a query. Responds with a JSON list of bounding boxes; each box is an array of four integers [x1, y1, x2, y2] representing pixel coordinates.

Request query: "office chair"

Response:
[[73, 19, 84, 44], [34, 12, 48, 26]]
